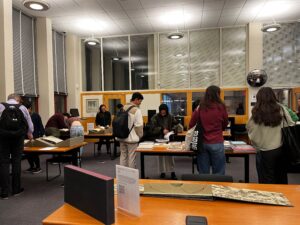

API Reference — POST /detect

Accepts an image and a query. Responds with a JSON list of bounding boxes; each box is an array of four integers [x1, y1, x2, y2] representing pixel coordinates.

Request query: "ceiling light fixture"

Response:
[[23, 0, 50, 11], [84, 37, 100, 46], [261, 23, 281, 32], [167, 31, 184, 39], [112, 57, 122, 61]]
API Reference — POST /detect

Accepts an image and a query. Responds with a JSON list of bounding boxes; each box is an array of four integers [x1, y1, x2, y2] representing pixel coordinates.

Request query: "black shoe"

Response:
[[12, 188, 24, 196], [160, 173, 166, 179], [32, 168, 42, 174], [1, 192, 8, 200], [24, 168, 34, 173], [171, 172, 177, 180]]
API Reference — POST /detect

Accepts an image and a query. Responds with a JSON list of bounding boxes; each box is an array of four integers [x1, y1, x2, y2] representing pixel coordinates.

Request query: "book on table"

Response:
[[141, 183, 292, 206]]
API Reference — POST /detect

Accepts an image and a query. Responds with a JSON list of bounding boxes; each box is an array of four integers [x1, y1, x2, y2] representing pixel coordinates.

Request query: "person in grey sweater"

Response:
[[247, 87, 294, 184]]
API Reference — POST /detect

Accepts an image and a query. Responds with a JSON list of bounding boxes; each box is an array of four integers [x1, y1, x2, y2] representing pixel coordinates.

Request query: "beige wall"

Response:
[[66, 34, 82, 114], [247, 22, 263, 117], [36, 17, 55, 125], [0, 0, 14, 100]]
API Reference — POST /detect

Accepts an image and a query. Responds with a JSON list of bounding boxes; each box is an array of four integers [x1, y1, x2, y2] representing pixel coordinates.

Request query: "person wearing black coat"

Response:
[[95, 104, 112, 153]]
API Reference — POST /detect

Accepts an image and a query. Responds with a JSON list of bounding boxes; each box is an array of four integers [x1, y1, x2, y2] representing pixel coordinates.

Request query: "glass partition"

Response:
[[84, 42, 102, 91], [159, 32, 189, 89], [222, 27, 246, 86], [190, 29, 220, 88], [130, 35, 155, 90], [161, 93, 187, 116], [224, 90, 246, 115], [103, 36, 129, 91]]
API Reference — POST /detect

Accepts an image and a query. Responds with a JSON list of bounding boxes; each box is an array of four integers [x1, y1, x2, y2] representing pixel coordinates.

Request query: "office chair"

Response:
[[181, 174, 234, 182], [46, 154, 82, 181]]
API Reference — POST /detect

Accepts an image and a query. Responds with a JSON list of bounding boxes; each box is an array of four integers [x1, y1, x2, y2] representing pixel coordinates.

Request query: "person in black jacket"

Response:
[[95, 104, 111, 127], [23, 101, 45, 174], [95, 104, 112, 153], [150, 104, 178, 179]]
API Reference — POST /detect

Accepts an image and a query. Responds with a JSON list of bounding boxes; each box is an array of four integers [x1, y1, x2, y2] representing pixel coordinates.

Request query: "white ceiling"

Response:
[[12, 0, 300, 37]]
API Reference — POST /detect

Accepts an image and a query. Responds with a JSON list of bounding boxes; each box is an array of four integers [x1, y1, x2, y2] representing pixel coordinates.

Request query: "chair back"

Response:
[[181, 174, 233, 182]]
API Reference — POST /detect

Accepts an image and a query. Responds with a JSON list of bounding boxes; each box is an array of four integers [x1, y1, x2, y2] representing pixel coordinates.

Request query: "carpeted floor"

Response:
[[0, 143, 299, 225]]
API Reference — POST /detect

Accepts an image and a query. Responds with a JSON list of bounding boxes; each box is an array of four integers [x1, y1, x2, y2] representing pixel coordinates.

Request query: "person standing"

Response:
[[0, 94, 34, 199], [247, 87, 294, 184], [150, 104, 178, 179], [95, 104, 112, 153], [23, 101, 45, 174], [117, 92, 144, 168], [189, 86, 228, 175]]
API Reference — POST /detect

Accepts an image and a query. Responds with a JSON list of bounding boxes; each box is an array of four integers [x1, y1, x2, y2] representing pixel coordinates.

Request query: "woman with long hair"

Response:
[[247, 87, 294, 184], [189, 85, 228, 174]]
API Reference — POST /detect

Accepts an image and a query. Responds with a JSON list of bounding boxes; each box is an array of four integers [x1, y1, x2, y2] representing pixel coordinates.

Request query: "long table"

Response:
[[23, 143, 87, 180], [42, 180, 300, 225], [135, 148, 255, 182]]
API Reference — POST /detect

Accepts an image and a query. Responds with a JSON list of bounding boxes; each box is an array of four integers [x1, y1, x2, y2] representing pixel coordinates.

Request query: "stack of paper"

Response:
[[137, 142, 154, 149], [232, 144, 256, 153]]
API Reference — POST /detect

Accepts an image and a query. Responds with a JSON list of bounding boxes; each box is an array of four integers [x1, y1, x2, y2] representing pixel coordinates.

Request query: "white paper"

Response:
[[87, 123, 94, 131], [40, 147, 58, 150], [116, 165, 140, 217], [163, 131, 174, 141]]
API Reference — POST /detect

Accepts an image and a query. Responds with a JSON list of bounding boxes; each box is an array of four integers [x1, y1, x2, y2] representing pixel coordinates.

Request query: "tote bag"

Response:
[[281, 110, 300, 165], [190, 110, 204, 152]]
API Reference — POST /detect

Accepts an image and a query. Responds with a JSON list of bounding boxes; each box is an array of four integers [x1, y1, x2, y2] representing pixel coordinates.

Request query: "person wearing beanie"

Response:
[[150, 103, 179, 180]]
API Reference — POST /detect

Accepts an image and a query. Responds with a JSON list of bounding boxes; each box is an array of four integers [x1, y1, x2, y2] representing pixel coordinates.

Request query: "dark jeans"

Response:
[[27, 154, 41, 169], [256, 147, 288, 184], [197, 143, 226, 175], [98, 138, 111, 153], [0, 136, 24, 194]]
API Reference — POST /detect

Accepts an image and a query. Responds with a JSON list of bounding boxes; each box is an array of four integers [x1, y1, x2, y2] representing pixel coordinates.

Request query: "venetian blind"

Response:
[[12, 9, 37, 96], [52, 30, 67, 94]]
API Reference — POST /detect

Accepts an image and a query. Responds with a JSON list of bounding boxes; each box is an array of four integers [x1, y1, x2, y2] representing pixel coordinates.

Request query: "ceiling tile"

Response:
[[119, 0, 143, 10], [203, 0, 225, 10]]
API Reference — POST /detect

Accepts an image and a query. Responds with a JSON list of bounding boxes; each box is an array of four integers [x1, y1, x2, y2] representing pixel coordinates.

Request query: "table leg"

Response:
[[140, 153, 145, 179], [245, 155, 249, 183], [71, 149, 79, 166]]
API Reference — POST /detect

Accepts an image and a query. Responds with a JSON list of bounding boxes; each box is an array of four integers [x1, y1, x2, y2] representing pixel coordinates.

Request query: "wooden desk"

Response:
[[135, 148, 255, 182], [24, 142, 87, 166], [43, 180, 300, 225], [84, 133, 118, 159], [176, 130, 231, 137]]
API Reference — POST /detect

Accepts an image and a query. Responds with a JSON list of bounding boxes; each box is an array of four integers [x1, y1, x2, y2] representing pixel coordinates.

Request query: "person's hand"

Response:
[[163, 129, 169, 135], [27, 133, 33, 140]]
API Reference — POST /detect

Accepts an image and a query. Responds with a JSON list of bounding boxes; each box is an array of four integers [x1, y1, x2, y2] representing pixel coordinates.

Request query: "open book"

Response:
[[141, 183, 292, 206], [42, 136, 63, 145]]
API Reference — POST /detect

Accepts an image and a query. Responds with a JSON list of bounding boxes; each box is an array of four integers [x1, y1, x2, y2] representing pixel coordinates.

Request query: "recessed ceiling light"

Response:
[[167, 32, 184, 39], [261, 23, 281, 32], [175, 53, 185, 57], [112, 57, 122, 61], [23, 0, 50, 11], [84, 37, 99, 46]]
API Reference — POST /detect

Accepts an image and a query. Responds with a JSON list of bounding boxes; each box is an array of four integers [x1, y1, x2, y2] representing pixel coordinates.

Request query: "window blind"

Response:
[[52, 30, 67, 94]]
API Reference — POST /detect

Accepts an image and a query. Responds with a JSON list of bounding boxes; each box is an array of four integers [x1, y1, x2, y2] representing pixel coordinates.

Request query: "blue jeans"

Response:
[[70, 125, 84, 156], [197, 143, 225, 175]]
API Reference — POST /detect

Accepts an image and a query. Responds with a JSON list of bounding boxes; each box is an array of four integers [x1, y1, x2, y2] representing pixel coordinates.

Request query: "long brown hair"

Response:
[[252, 87, 282, 127], [200, 85, 224, 110]]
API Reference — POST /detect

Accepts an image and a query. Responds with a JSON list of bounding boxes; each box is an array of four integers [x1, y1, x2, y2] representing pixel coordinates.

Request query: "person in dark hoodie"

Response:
[[150, 104, 178, 179]]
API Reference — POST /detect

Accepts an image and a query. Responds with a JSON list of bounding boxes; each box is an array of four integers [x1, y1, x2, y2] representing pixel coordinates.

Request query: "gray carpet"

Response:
[[0, 143, 299, 225]]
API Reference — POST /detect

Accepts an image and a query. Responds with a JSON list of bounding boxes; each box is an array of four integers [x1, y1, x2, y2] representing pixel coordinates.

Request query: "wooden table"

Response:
[[24, 143, 87, 180], [135, 148, 255, 182], [43, 180, 300, 225], [84, 132, 118, 159]]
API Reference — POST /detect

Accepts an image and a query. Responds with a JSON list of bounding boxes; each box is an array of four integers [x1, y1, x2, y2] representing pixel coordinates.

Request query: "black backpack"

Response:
[[0, 103, 28, 137], [112, 105, 136, 139]]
